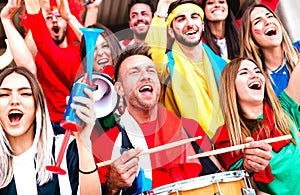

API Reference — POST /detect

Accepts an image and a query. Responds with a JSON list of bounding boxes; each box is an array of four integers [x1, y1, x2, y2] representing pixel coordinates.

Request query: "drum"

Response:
[[145, 170, 255, 195]]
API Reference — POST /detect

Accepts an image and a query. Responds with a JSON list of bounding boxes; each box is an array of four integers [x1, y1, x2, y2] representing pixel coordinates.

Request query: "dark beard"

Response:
[[53, 29, 67, 45], [173, 29, 201, 47]]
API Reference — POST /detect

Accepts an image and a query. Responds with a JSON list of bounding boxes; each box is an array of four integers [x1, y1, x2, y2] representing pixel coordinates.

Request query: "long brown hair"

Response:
[[240, 4, 298, 73], [202, 0, 240, 59], [80, 23, 122, 69], [219, 58, 295, 146]]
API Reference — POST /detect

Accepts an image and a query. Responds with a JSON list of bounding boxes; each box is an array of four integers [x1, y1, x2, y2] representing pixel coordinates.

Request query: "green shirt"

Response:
[[256, 91, 300, 194], [231, 91, 300, 194]]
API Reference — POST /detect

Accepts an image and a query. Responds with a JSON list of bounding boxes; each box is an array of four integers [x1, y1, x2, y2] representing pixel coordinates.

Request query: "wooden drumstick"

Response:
[[96, 135, 203, 168], [187, 134, 292, 160]]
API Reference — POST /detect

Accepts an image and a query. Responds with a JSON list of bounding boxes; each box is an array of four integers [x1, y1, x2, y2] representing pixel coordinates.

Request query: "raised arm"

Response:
[[23, 0, 48, 58], [24, 0, 40, 14], [58, 0, 84, 40], [84, 0, 103, 27], [155, 0, 177, 20], [145, 0, 177, 74], [285, 54, 300, 104], [1, 0, 37, 75]]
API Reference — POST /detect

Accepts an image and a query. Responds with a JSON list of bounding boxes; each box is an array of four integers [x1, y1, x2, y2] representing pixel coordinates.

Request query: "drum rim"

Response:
[[148, 170, 247, 194]]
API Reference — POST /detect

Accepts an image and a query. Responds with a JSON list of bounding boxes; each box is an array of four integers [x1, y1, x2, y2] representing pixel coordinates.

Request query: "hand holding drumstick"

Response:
[[243, 137, 272, 173], [97, 135, 203, 167], [102, 136, 202, 194], [188, 135, 292, 172], [105, 148, 142, 195]]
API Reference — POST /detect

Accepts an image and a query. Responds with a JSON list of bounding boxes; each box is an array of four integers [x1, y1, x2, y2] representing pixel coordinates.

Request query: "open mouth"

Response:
[[137, 23, 146, 27], [185, 30, 197, 36], [97, 59, 109, 65], [139, 85, 153, 93], [8, 110, 23, 125], [212, 9, 224, 14], [135, 20, 149, 27], [248, 81, 261, 90], [52, 26, 60, 35], [265, 27, 277, 36]]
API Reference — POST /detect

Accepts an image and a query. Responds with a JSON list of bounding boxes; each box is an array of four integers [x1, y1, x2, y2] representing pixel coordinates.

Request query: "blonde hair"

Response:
[[240, 4, 298, 73], [0, 67, 54, 188], [219, 58, 295, 146]]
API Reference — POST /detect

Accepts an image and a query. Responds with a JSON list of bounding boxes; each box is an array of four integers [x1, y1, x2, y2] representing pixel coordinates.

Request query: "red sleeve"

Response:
[[212, 125, 244, 170], [213, 125, 274, 183], [27, 9, 81, 88], [94, 157, 110, 185], [260, 0, 279, 11], [92, 126, 120, 184]]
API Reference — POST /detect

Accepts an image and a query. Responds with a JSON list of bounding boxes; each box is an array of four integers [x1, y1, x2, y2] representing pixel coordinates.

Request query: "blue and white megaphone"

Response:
[[74, 70, 119, 119], [47, 27, 117, 175]]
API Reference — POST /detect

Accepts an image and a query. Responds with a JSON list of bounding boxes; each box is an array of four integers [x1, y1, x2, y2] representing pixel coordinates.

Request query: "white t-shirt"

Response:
[[216, 38, 228, 59], [12, 135, 75, 195], [13, 146, 38, 195]]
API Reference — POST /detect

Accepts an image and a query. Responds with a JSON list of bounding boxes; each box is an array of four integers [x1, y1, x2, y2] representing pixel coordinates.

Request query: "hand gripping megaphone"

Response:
[[46, 27, 109, 175], [74, 70, 119, 119]]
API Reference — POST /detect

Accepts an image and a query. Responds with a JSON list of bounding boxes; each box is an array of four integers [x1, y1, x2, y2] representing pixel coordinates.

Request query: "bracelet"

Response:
[[79, 164, 98, 174], [155, 11, 168, 18]]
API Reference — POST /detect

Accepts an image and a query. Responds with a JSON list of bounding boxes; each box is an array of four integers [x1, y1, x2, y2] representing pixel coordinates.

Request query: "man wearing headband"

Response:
[[146, 0, 228, 139]]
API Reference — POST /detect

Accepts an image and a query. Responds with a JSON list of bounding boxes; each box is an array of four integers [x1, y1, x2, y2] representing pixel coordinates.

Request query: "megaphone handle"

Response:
[[56, 128, 72, 166]]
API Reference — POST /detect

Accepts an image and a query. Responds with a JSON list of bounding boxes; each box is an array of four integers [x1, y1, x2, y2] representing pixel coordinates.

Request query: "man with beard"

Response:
[[21, 0, 82, 132], [92, 43, 223, 194], [120, 0, 155, 48], [145, 0, 228, 138]]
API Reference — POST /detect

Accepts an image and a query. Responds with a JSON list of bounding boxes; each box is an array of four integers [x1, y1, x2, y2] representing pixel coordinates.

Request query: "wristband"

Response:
[[79, 164, 98, 174]]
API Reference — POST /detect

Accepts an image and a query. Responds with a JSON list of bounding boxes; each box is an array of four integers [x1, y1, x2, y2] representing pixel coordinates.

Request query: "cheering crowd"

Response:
[[0, 0, 299, 194]]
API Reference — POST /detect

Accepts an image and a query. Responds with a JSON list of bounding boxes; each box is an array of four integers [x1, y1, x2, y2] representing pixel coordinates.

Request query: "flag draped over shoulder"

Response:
[[161, 41, 227, 138], [202, 43, 228, 88]]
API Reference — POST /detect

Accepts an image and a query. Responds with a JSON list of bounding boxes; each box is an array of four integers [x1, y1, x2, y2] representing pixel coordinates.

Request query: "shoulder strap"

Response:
[[183, 128, 221, 176], [118, 124, 140, 195], [118, 124, 134, 154]]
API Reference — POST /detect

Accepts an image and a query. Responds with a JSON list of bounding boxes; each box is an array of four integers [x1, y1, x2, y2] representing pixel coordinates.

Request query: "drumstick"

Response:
[[96, 135, 203, 168], [187, 134, 292, 160]]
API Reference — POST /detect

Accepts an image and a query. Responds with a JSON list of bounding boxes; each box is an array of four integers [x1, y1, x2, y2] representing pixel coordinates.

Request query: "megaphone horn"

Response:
[[75, 72, 119, 119], [93, 73, 119, 118]]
